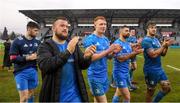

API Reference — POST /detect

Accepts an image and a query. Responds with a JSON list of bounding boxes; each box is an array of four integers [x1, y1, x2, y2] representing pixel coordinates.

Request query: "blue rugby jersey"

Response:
[[141, 36, 162, 73], [126, 35, 137, 44], [83, 34, 110, 80], [56, 41, 81, 102], [10, 36, 40, 75], [113, 39, 132, 75]]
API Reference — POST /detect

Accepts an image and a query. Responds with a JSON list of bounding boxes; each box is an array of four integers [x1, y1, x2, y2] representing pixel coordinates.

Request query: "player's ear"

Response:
[[146, 29, 149, 32], [52, 25, 55, 31], [94, 23, 96, 28], [119, 29, 122, 34], [27, 27, 32, 34], [27, 27, 30, 31]]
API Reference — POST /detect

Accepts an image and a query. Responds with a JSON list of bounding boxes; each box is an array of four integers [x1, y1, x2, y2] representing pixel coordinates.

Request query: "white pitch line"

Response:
[[166, 65, 180, 71]]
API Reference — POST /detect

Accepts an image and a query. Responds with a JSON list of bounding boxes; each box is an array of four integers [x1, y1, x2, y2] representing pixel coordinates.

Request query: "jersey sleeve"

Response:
[[9, 39, 19, 55], [141, 39, 153, 52], [113, 40, 123, 57], [9, 39, 26, 64], [83, 35, 94, 48]]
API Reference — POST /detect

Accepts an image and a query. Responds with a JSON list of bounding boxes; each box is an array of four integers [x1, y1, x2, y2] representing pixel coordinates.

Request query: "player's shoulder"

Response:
[[128, 36, 133, 39], [154, 37, 159, 41], [84, 34, 94, 41], [13, 36, 24, 43], [84, 34, 95, 42], [102, 35, 109, 42], [16, 35, 24, 41], [114, 39, 119, 43], [114, 39, 122, 45], [142, 36, 152, 42], [34, 37, 41, 43], [83, 34, 96, 46], [86, 34, 96, 39]]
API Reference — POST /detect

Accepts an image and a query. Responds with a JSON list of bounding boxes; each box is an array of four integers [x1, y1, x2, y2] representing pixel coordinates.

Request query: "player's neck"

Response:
[[25, 33, 33, 40], [94, 31, 103, 37], [119, 35, 126, 42], [52, 35, 66, 44]]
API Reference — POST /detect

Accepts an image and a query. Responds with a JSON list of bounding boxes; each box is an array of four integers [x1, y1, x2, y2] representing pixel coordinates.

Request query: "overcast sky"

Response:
[[0, 0, 180, 34]]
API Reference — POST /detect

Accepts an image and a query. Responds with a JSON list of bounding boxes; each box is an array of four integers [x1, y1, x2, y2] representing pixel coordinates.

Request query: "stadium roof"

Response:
[[19, 9, 180, 26]]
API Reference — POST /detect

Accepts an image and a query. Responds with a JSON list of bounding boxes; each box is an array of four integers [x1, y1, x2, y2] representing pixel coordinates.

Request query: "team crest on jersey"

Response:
[[24, 44, 28, 47], [29, 44, 33, 47], [34, 43, 38, 47]]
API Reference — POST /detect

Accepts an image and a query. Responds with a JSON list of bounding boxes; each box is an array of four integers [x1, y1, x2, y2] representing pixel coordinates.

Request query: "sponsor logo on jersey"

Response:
[[24, 44, 28, 47]]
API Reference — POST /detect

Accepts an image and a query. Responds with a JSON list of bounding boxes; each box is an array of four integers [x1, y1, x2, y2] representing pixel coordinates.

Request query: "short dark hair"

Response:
[[146, 21, 156, 29], [53, 16, 68, 26], [119, 25, 129, 30], [130, 27, 136, 31], [27, 21, 40, 29]]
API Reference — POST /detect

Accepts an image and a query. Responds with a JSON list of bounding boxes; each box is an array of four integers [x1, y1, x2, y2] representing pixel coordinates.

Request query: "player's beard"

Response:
[[149, 33, 156, 37], [123, 35, 129, 39], [149, 30, 156, 36], [29, 31, 36, 38], [55, 32, 68, 40]]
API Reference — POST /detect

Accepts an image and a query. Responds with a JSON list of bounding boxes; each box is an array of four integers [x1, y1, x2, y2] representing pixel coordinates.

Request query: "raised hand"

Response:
[[108, 44, 120, 53], [132, 43, 142, 51], [84, 45, 96, 59], [113, 44, 122, 53], [134, 48, 144, 55], [162, 38, 175, 48], [165, 39, 175, 46], [67, 36, 79, 54]]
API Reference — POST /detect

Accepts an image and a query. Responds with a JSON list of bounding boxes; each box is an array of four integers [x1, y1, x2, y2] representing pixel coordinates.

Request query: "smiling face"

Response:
[[130, 29, 136, 36], [94, 19, 107, 34], [94, 16, 107, 35]]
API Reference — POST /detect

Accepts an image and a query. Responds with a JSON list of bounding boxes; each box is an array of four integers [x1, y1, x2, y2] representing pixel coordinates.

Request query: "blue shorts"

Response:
[[15, 67, 38, 91], [144, 70, 168, 88], [113, 73, 130, 88], [113, 72, 130, 88], [88, 77, 109, 96]]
